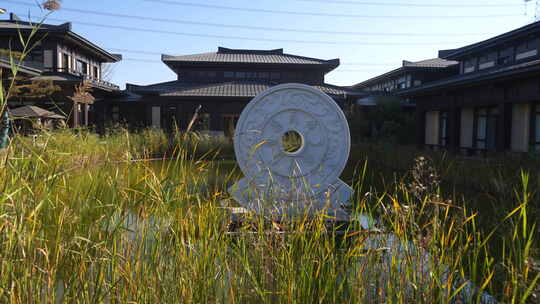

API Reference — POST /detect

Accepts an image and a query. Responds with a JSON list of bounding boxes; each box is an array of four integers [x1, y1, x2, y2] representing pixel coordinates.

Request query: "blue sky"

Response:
[[2, 0, 536, 88]]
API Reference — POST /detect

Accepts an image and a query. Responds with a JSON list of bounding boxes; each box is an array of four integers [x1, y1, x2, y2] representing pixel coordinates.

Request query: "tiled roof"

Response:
[[399, 59, 540, 95], [162, 47, 339, 66], [439, 20, 540, 60], [353, 58, 458, 89], [9, 105, 65, 119], [0, 14, 121, 62], [403, 58, 458, 68], [131, 80, 356, 98]]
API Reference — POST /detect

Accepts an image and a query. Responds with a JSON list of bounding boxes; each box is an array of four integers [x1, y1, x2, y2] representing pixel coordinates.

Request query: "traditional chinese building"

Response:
[[103, 47, 364, 135], [0, 13, 122, 127], [399, 20, 540, 154]]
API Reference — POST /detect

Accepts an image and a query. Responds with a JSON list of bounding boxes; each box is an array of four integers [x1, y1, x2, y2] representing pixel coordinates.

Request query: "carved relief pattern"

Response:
[[234, 84, 350, 202]]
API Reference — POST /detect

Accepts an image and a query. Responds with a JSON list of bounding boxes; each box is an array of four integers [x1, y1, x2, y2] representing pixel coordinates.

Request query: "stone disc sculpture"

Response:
[[229, 84, 353, 220]]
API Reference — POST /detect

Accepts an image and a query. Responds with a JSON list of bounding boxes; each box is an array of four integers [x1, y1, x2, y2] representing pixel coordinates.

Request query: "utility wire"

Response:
[[143, 0, 523, 18], [293, 0, 521, 8], [25, 15, 466, 46], [5, 1, 506, 36]]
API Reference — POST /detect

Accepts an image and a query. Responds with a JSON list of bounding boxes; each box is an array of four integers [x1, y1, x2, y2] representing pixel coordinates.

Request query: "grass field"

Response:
[[0, 129, 538, 303]]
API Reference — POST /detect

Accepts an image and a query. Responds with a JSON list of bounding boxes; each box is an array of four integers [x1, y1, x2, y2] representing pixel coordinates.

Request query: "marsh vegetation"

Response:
[[0, 130, 538, 303]]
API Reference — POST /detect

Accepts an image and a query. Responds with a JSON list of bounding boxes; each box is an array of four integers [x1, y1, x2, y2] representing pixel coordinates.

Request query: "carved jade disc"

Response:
[[233, 84, 350, 204]]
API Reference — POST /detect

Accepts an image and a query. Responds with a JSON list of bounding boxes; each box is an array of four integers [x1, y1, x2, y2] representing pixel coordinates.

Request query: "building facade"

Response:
[[104, 47, 364, 135], [400, 21, 540, 154], [1, 13, 122, 127], [353, 58, 459, 93]]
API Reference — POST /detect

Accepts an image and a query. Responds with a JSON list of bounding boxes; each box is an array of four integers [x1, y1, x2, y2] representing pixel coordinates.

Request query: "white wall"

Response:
[[425, 111, 439, 145], [460, 108, 474, 148], [151, 106, 161, 128], [511, 103, 530, 152]]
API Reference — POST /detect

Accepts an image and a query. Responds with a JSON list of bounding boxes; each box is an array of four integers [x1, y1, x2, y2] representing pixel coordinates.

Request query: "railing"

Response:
[[53, 68, 120, 90], [0, 56, 44, 72], [82, 74, 120, 90]]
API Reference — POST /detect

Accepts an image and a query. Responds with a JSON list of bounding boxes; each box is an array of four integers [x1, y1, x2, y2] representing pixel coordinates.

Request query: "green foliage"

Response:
[[0, 132, 537, 303], [10, 78, 61, 99], [348, 96, 416, 145], [0, 49, 24, 60]]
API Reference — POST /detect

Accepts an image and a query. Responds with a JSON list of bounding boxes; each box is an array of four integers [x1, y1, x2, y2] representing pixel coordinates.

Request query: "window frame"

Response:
[[473, 107, 498, 150], [75, 59, 88, 75], [438, 111, 449, 147], [531, 103, 540, 151]]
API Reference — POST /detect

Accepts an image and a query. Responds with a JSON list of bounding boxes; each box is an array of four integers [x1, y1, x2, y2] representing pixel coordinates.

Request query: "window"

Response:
[[516, 37, 539, 60], [498, 47, 513, 65], [224, 72, 235, 78], [439, 111, 449, 146], [270, 72, 281, 80], [112, 106, 120, 122], [76, 59, 88, 75], [532, 104, 540, 151], [258, 72, 269, 79], [166, 106, 177, 130], [474, 107, 498, 150], [62, 54, 70, 71], [235, 72, 246, 79], [93, 66, 99, 79], [397, 75, 409, 89], [287, 72, 303, 81], [245, 72, 257, 79], [28, 47, 43, 63], [478, 52, 496, 70], [498, 55, 511, 65], [464, 58, 476, 73], [196, 71, 216, 78]]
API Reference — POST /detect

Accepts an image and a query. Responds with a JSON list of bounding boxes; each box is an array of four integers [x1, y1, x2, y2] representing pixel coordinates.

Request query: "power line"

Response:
[[296, 0, 521, 8], [4, 1, 508, 37], [294, 0, 521, 8], [143, 0, 523, 18], [26, 15, 466, 46]]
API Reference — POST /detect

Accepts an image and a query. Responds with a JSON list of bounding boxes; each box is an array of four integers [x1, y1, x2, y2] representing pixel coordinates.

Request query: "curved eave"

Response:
[[441, 21, 540, 60], [63, 32, 121, 63], [398, 60, 540, 97]]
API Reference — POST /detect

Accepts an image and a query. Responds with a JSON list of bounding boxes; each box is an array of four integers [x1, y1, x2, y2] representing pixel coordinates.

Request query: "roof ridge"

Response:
[[218, 47, 284, 55]]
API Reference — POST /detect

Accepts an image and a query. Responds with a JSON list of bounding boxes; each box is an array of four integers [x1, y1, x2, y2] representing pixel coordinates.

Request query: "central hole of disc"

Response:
[[282, 130, 303, 154]]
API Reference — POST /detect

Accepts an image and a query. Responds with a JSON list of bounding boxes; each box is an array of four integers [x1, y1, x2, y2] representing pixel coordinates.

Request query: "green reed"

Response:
[[0, 130, 538, 303]]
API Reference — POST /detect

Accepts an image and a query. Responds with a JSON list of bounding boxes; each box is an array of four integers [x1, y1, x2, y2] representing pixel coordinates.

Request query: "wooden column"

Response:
[[449, 105, 460, 152], [415, 106, 425, 149], [84, 104, 89, 126], [497, 102, 512, 152], [210, 112, 221, 131], [72, 102, 78, 128]]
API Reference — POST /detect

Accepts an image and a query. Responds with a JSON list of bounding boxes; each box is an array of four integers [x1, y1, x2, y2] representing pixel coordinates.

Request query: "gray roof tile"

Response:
[[162, 47, 339, 66], [131, 80, 354, 98], [399, 59, 540, 95], [354, 58, 458, 89], [403, 58, 459, 68]]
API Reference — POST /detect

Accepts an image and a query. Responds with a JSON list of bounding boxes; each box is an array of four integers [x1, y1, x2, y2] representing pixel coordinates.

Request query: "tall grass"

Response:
[[0, 131, 538, 303]]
